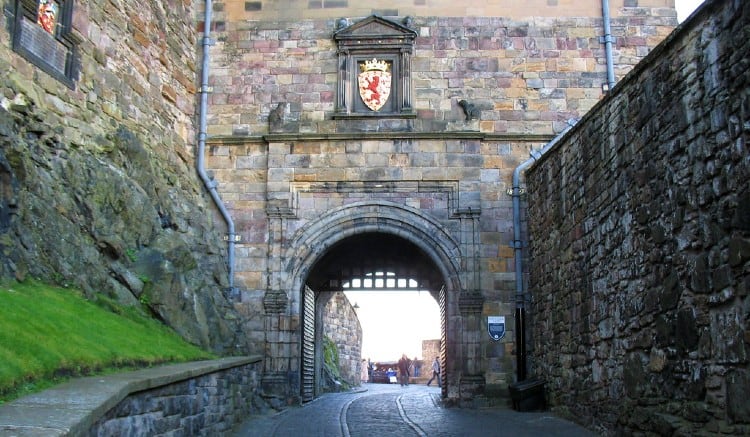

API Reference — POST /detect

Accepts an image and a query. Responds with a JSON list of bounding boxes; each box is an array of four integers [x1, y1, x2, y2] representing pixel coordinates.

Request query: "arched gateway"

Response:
[[260, 200, 486, 405], [200, 1, 676, 410]]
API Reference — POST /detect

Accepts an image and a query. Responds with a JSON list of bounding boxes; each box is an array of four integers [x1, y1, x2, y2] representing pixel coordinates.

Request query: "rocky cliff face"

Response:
[[0, 0, 246, 355], [0, 89, 242, 355]]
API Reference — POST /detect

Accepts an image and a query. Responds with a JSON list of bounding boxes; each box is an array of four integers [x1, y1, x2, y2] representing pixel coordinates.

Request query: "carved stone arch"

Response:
[[280, 200, 467, 401], [283, 200, 464, 296]]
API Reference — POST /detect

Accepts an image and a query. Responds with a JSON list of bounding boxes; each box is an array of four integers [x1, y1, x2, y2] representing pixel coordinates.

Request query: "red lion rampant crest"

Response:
[[358, 58, 392, 111]]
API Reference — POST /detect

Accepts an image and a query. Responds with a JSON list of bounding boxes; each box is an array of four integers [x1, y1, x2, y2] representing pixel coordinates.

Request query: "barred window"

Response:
[[6, 0, 80, 89]]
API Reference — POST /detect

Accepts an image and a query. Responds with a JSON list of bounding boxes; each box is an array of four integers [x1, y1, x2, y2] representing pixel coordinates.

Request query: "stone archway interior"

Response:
[[307, 233, 444, 297], [303, 232, 446, 399]]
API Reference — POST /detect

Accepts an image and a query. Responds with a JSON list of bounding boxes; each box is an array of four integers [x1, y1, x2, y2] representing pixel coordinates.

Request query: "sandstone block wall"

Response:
[[210, 135, 537, 392], [205, 5, 676, 136], [422, 339, 441, 365], [217, 0, 673, 22], [526, 0, 749, 434]]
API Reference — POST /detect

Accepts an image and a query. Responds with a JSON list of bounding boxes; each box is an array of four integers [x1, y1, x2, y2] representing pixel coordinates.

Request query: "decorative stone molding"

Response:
[[333, 15, 416, 118]]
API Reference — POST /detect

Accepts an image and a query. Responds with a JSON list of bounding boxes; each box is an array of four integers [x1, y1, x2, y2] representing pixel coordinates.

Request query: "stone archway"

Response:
[[261, 201, 485, 404], [303, 232, 445, 401]]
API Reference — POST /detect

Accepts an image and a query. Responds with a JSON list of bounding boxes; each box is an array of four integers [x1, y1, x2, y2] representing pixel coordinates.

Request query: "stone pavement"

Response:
[[231, 383, 596, 436]]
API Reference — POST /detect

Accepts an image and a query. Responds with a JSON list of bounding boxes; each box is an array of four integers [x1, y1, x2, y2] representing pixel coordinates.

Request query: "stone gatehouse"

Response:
[[12, 2, 747, 436], [203, 0, 678, 405]]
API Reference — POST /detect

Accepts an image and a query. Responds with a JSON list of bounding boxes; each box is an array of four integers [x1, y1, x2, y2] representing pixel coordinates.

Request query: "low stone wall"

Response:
[[89, 358, 265, 436], [526, 0, 749, 434], [0, 357, 265, 436]]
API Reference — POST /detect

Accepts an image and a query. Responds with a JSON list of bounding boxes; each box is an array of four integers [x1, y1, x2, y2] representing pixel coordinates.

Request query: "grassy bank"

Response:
[[0, 280, 213, 404]]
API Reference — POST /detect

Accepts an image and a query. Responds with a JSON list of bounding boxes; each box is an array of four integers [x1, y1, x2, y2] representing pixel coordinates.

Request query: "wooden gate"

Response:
[[301, 286, 316, 403]]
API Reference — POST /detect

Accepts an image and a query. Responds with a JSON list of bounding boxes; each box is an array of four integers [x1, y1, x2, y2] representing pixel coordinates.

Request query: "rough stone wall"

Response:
[[322, 291, 362, 385], [0, 0, 242, 353], [526, 0, 749, 434], [205, 8, 676, 136], [89, 361, 265, 436]]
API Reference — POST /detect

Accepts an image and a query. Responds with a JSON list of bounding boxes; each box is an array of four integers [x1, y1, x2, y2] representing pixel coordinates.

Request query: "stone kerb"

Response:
[[0, 357, 262, 436], [282, 200, 464, 295]]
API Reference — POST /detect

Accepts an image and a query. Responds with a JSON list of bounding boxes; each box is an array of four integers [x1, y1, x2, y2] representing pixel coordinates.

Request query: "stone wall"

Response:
[[526, 0, 749, 434], [0, 358, 264, 435], [88, 359, 265, 436], [422, 339, 441, 366], [206, 6, 676, 136], [213, 134, 536, 400], [322, 291, 363, 385], [0, 1, 242, 353], [204, 6, 678, 399], [218, 0, 672, 21]]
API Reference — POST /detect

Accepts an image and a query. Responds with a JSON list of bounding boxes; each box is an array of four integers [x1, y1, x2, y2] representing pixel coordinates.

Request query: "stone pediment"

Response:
[[334, 15, 416, 46], [333, 15, 416, 117]]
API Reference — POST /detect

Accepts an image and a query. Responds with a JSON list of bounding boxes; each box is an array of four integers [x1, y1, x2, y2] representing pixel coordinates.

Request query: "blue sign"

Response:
[[488, 316, 505, 341]]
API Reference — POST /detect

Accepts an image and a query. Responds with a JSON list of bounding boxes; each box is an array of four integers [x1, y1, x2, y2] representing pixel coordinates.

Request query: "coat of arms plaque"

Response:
[[358, 58, 392, 111]]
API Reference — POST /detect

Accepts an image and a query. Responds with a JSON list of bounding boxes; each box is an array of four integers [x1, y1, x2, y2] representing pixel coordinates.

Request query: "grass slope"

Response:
[[0, 280, 213, 403]]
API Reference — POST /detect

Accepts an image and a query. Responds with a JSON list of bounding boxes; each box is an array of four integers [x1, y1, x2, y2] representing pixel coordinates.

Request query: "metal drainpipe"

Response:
[[601, 0, 616, 91], [511, 118, 578, 381], [197, 0, 236, 290]]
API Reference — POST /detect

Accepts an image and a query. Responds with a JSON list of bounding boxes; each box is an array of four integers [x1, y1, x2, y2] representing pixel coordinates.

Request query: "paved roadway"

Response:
[[231, 383, 596, 436]]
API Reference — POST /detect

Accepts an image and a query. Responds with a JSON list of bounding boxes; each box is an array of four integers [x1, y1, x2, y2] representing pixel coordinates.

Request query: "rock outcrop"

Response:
[[0, 94, 241, 355]]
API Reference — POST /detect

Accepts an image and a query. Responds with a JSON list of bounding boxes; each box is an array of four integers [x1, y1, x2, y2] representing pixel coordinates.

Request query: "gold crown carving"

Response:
[[360, 58, 390, 72]]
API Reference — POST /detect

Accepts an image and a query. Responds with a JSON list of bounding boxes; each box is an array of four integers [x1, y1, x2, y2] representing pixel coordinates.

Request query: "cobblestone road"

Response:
[[231, 383, 596, 436]]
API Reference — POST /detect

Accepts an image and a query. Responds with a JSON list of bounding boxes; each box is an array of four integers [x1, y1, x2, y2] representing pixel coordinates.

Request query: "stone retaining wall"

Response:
[[88, 358, 265, 436], [526, 0, 749, 434], [0, 358, 265, 436]]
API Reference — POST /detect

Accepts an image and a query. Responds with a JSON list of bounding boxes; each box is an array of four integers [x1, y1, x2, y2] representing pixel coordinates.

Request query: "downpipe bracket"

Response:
[[510, 240, 525, 250]]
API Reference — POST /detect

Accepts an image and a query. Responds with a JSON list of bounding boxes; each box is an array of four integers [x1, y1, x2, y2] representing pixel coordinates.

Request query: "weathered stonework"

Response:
[[0, 0, 242, 354], [322, 291, 362, 386], [88, 360, 265, 436], [206, 2, 676, 136], [204, 1, 677, 405], [211, 134, 542, 403], [526, 0, 749, 434], [0, 0, 687, 419]]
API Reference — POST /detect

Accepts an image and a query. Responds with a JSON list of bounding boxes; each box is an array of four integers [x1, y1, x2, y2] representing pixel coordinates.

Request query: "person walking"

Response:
[[426, 356, 441, 387], [397, 354, 411, 386]]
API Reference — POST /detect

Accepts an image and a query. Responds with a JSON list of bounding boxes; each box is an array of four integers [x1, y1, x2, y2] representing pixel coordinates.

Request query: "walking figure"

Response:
[[426, 356, 441, 387], [397, 354, 411, 386]]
